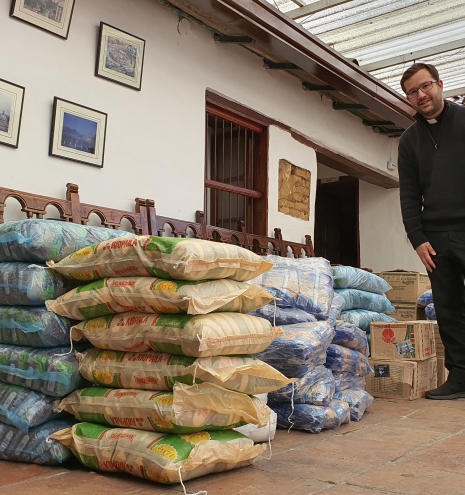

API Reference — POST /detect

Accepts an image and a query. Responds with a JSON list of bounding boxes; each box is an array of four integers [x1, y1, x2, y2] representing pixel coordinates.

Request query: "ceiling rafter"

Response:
[[286, 0, 353, 20]]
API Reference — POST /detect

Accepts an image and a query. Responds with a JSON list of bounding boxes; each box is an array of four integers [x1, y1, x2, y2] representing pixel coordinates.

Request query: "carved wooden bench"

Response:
[[0, 183, 314, 258]]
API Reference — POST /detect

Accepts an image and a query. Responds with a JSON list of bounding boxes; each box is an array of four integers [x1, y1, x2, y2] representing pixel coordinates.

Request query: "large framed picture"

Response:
[[50, 98, 107, 168], [96, 22, 145, 91], [0, 79, 25, 149], [10, 0, 75, 39]]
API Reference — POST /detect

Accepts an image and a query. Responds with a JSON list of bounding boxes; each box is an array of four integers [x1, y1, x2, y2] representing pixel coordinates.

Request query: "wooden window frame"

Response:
[[205, 97, 268, 236]]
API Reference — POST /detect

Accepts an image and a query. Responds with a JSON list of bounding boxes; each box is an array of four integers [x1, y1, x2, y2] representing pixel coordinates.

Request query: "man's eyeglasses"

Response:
[[405, 80, 438, 100]]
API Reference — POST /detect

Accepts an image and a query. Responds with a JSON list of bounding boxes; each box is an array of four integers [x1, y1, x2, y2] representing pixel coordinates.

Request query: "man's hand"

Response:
[[415, 242, 436, 272]]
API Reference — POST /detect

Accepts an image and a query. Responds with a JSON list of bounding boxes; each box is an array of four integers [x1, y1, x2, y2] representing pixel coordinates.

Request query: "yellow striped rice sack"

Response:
[[51, 423, 266, 484], [71, 312, 283, 357], [57, 382, 271, 433], [45, 277, 273, 320], [47, 236, 272, 282], [77, 348, 294, 395]]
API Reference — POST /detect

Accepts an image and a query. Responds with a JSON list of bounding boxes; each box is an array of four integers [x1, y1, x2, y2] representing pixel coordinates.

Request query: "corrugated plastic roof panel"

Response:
[[266, 0, 465, 98]]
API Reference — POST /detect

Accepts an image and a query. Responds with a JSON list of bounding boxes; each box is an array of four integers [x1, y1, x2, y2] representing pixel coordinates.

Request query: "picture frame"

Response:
[[10, 0, 75, 39], [0, 79, 25, 149], [96, 22, 146, 91], [50, 97, 107, 168]]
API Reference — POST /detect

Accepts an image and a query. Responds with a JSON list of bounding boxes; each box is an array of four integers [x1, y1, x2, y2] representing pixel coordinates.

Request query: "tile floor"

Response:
[[1, 397, 464, 495]]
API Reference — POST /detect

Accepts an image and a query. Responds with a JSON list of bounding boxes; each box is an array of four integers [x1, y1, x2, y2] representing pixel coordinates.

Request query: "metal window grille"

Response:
[[205, 105, 264, 233]]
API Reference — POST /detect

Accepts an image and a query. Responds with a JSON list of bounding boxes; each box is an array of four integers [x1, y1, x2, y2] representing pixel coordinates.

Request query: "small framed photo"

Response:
[[50, 97, 107, 168], [10, 0, 75, 39], [96, 22, 146, 91], [0, 79, 25, 149]]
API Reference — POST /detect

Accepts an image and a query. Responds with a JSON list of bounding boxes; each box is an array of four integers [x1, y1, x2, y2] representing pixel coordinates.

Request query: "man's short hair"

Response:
[[400, 63, 440, 93]]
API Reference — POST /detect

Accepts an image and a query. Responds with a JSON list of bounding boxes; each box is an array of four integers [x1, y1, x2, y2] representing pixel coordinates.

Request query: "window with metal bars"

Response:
[[205, 103, 267, 235]]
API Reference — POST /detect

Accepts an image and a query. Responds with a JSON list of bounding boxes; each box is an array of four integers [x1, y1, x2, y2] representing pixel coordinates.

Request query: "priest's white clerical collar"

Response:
[[427, 118, 437, 124]]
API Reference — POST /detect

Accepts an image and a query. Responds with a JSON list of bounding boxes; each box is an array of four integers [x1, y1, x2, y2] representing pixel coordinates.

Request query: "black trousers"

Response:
[[427, 231, 465, 384]]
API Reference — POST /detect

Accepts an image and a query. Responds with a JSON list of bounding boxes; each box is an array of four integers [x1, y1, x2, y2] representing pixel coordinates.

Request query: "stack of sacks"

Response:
[[417, 290, 435, 320], [333, 266, 397, 347], [257, 322, 350, 433], [249, 255, 334, 324], [0, 219, 134, 464], [46, 236, 293, 485], [250, 258, 353, 433], [329, 320, 374, 421]]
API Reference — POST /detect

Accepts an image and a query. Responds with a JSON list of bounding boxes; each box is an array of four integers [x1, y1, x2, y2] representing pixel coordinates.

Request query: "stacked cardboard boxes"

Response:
[[366, 321, 437, 400], [431, 321, 449, 386], [379, 271, 430, 321]]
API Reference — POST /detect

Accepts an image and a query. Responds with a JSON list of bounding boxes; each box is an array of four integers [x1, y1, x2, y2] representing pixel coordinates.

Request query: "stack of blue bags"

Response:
[[326, 321, 374, 421], [250, 256, 351, 433], [332, 266, 397, 347], [0, 219, 134, 464]]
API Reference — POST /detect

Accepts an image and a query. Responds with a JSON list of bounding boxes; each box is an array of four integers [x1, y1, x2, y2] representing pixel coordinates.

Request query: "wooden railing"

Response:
[[0, 183, 314, 258]]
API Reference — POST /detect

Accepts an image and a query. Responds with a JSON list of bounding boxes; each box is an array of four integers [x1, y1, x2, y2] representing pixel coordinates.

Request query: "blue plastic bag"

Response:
[[325, 344, 373, 376], [332, 266, 391, 294], [0, 418, 73, 464], [339, 309, 397, 332], [426, 303, 436, 320], [0, 262, 77, 306], [274, 360, 326, 379], [255, 321, 335, 377], [0, 219, 135, 263], [249, 256, 334, 319], [0, 344, 88, 398], [273, 399, 350, 433], [250, 304, 317, 326], [0, 306, 77, 347], [335, 288, 395, 314], [327, 293, 345, 327], [268, 366, 335, 406], [333, 372, 366, 393], [417, 290, 433, 307], [333, 388, 374, 421], [332, 320, 368, 353], [0, 382, 64, 432]]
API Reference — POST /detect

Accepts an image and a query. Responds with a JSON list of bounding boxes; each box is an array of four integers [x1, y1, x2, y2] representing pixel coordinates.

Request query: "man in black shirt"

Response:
[[398, 62, 465, 399]]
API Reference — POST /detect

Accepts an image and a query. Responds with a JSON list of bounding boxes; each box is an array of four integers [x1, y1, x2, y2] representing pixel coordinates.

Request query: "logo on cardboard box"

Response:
[[382, 328, 396, 344]]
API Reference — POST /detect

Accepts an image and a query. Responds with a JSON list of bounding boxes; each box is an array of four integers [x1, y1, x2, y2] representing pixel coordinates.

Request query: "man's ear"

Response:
[[437, 79, 444, 91]]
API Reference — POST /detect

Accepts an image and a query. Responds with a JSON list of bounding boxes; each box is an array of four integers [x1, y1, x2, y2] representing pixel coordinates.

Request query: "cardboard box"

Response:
[[370, 321, 436, 361], [432, 321, 445, 357], [436, 357, 449, 386], [390, 304, 426, 321], [366, 357, 437, 400], [380, 271, 431, 304]]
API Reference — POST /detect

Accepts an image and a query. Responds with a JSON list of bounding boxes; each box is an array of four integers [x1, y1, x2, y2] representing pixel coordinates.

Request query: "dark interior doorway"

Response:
[[314, 176, 360, 267]]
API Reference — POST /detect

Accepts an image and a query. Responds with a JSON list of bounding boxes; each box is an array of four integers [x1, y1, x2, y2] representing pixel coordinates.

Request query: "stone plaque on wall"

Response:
[[278, 159, 310, 221]]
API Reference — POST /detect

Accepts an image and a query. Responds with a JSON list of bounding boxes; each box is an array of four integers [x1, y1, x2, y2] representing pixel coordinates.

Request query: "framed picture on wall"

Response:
[[96, 22, 146, 91], [50, 97, 107, 168], [10, 0, 75, 39], [0, 79, 25, 149]]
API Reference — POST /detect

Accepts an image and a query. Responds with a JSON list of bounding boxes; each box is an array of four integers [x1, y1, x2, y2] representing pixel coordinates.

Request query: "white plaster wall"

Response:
[[268, 126, 317, 240], [1, 0, 398, 241], [359, 181, 424, 273]]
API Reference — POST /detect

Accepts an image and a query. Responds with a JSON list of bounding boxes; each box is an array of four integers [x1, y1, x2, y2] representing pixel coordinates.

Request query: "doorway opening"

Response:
[[314, 175, 360, 267]]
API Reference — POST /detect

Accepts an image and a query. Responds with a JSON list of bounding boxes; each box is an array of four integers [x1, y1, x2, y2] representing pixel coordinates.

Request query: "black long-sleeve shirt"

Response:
[[398, 100, 465, 249]]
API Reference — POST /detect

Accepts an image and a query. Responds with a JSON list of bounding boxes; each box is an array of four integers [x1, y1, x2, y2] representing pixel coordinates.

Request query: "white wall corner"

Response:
[[268, 125, 317, 243]]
